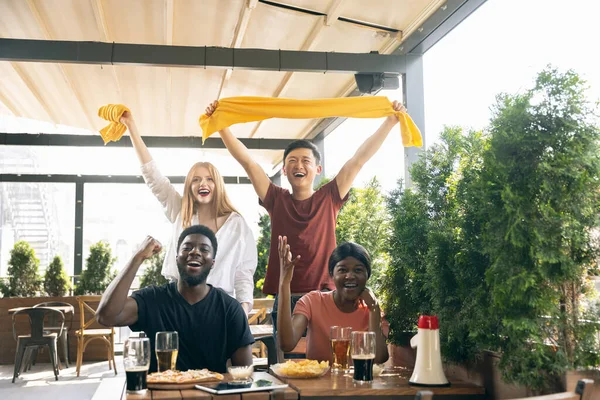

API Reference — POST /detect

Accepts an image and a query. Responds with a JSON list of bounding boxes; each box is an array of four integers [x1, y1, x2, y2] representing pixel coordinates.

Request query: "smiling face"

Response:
[[283, 148, 322, 190], [176, 233, 215, 286], [189, 166, 216, 205], [332, 256, 368, 302]]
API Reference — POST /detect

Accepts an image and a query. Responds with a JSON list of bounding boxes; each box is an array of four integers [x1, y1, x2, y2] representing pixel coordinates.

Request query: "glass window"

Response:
[[0, 182, 75, 278]]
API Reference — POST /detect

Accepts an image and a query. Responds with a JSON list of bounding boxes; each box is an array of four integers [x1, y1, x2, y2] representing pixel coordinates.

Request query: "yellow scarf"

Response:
[[97, 104, 130, 144], [199, 96, 422, 147]]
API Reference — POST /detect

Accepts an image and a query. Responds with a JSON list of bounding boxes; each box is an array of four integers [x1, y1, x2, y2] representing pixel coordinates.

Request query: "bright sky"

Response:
[[2, 0, 599, 273]]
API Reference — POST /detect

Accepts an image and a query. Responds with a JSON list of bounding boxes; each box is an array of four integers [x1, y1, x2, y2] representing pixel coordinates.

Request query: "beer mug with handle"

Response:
[[351, 331, 376, 384], [156, 331, 179, 372], [124, 336, 151, 394]]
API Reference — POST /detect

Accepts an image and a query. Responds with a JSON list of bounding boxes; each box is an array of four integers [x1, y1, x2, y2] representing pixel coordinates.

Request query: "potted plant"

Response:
[[75, 241, 117, 295], [44, 255, 70, 296], [139, 251, 168, 288], [1, 241, 41, 297]]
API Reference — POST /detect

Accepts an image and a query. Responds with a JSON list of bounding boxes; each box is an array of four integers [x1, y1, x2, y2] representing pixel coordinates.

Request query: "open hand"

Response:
[[278, 235, 300, 284], [205, 101, 218, 117], [136, 236, 162, 260]]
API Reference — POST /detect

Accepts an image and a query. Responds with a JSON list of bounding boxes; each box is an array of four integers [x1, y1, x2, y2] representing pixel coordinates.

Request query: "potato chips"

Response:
[[272, 359, 330, 378]]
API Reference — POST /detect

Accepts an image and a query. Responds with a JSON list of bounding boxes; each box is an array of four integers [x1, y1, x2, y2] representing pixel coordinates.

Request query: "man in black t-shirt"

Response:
[[96, 225, 254, 373]]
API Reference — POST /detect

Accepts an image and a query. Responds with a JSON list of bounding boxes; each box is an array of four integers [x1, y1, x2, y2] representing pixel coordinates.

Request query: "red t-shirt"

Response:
[[260, 179, 348, 295]]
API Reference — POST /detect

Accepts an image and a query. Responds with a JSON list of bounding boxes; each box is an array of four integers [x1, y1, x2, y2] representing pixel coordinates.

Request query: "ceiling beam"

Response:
[[90, 0, 123, 99], [0, 132, 298, 150], [395, 0, 487, 55], [26, 0, 94, 128], [0, 38, 408, 74], [217, 0, 259, 99], [249, 0, 344, 138], [0, 173, 252, 185]]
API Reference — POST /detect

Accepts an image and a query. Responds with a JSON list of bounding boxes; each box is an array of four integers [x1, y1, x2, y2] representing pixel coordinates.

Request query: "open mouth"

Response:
[[187, 260, 203, 269], [197, 189, 211, 197], [293, 172, 306, 178], [343, 283, 358, 289]]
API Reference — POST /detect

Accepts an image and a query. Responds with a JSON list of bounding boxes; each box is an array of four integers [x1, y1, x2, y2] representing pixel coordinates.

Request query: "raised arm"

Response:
[[120, 111, 152, 165], [359, 289, 389, 364], [205, 101, 271, 201], [335, 101, 404, 199], [276, 236, 308, 352], [96, 237, 162, 327]]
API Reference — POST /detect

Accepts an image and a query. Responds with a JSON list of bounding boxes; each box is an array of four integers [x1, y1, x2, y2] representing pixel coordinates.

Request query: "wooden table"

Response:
[[112, 373, 298, 400], [282, 367, 486, 400], [249, 325, 273, 338]]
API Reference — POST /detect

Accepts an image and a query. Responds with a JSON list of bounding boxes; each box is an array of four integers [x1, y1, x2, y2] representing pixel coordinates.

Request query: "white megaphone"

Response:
[[409, 315, 449, 387]]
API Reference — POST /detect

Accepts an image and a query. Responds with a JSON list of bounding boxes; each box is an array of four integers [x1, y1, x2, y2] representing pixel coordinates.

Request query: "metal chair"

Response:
[[12, 307, 64, 383], [30, 301, 75, 368], [75, 296, 116, 377]]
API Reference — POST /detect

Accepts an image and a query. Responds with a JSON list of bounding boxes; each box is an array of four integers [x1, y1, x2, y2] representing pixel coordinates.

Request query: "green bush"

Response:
[[75, 241, 117, 295], [139, 251, 168, 288], [1, 241, 41, 297], [382, 67, 600, 393], [44, 256, 70, 297], [336, 177, 390, 293], [254, 214, 271, 298]]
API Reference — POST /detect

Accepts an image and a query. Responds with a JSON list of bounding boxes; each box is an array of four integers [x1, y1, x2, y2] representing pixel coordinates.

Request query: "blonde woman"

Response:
[[120, 112, 257, 313]]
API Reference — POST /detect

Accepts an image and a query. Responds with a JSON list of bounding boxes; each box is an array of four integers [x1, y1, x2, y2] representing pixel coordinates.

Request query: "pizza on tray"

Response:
[[147, 369, 224, 384]]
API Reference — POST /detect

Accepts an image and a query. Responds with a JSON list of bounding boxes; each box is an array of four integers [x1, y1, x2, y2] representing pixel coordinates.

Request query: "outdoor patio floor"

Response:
[[0, 356, 124, 400]]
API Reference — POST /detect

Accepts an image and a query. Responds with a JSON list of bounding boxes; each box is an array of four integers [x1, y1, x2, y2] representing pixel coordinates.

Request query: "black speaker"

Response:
[[355, 73, 400, 94]]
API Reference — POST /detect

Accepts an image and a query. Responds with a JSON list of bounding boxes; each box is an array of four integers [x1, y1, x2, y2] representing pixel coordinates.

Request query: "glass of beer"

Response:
[[156, 331, 179, 372], [330, 326, 352, 373], [351, 331, 376, 384], [123, 336, 151, 394]]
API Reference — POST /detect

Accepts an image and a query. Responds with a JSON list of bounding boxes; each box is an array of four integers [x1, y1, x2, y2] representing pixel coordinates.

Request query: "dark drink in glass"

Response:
[[123, 336, 151, 394], [352, 354, 375, 382], [351, 331, 376, 384], [126, 367, 148, 392]]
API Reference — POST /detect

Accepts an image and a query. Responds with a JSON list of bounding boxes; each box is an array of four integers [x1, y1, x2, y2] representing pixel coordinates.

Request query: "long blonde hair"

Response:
[[181, 162, 238, 229]]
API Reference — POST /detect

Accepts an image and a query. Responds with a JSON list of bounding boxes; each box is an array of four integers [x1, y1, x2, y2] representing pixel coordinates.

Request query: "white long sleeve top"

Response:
[[140, 160, 257, 307]]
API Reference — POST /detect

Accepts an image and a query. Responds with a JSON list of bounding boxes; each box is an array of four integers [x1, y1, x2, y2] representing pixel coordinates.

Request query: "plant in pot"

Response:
[[44, 255, 71, 297], [75, 241, 117, 295], [1, 241, 42, 297], [139, 250, 168, 288]]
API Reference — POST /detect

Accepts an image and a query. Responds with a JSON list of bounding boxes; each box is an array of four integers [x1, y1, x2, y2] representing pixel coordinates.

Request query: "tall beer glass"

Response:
[[330, 326, 352, 373], [156, 331, 179, 372], [124, 337, 151, 394], [351, 331, 376, 383]]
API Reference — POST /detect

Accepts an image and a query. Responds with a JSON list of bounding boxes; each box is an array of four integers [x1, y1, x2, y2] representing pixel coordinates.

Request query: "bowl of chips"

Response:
[[270, 360, 330, 379]]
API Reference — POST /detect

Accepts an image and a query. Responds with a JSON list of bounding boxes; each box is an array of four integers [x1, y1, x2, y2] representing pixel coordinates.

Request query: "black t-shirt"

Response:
[[129, 283, 255, 373]]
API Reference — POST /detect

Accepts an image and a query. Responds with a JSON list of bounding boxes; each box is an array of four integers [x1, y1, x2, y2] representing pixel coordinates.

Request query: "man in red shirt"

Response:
[[205, 100, 405, 335]]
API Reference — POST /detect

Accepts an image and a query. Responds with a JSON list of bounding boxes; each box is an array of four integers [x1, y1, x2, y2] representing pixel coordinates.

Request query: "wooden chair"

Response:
[[249, 308, 268, 359], [508, 379, 594, 400], [75, 296, 117, 377]]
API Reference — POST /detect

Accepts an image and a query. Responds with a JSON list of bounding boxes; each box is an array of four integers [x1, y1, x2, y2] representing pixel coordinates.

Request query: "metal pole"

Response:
[[402, 55, 425, 189]]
